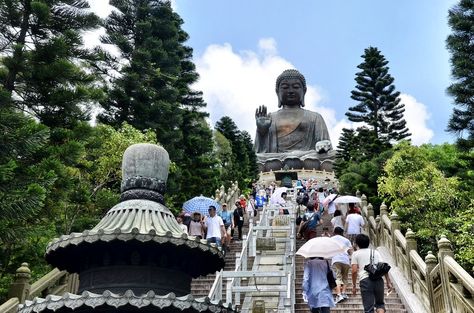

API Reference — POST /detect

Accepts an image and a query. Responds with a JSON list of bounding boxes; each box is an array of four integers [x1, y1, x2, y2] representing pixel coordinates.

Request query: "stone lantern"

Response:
[[19, 144, 234, 313]]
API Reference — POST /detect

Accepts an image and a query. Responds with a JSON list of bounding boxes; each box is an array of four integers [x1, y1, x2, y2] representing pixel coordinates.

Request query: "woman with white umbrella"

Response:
[[298, 237, 346, 313]]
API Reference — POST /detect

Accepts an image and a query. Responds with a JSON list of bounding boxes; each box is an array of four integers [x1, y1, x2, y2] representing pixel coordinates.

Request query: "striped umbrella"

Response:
[[182, 195, 221, 217]]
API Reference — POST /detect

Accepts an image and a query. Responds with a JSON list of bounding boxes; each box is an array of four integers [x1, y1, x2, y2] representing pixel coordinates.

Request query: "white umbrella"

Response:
[[270, 187, 287, 205], [296, 237, 349, 259], [333, 195, 361, 204]]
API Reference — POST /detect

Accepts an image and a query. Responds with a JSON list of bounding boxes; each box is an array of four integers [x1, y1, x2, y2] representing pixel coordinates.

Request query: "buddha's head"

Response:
[[276, 69, 307, 108]]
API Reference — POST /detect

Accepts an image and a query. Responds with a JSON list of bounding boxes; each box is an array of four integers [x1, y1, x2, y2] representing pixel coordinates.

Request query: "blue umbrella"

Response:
[[183, 196, 221, 216]]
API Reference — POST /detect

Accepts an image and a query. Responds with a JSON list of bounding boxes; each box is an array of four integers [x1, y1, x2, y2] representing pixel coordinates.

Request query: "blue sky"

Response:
[[89, 0, 459, 146]]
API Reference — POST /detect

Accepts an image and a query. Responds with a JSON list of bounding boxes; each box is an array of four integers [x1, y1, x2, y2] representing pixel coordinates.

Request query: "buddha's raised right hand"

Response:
[[255, 105, 271, 133]]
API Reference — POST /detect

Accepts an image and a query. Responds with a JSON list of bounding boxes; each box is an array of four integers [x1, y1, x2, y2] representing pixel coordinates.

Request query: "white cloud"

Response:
[[399, 94, 434, 145], [193, 38, 347, 148]]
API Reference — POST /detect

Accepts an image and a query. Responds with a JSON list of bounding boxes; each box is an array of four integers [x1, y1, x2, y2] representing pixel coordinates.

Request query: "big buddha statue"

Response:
[[255, 69, 335, 172]]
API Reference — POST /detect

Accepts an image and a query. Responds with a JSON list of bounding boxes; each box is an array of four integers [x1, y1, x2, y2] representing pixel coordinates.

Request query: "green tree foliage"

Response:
[[213, 130, 234, 183], [335, 126, 392, 207], [215, 116, 258, 190], [446, 0, 474, 151], [336, 47, 410, 201], [378, 142, 473, 272], [0, 0, 102, 127], [0, 120, 159, 300], [98, 0, 218, 207], [347, 47, 410, 143], [0, 108, 54, 279]]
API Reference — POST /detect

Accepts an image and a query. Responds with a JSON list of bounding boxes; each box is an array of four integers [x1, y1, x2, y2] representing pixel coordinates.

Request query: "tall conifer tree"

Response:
[[446, 0, 474, 150], [215, 116, 257, 189], [347, 47, 410, 144], [0, 0, 101, 127], [99, 0, 217, 205]]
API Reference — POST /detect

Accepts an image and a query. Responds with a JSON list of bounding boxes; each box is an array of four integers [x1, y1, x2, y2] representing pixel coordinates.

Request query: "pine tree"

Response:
[[446, 0, 474, 150], [99, 0, 218, 206], [347, 47, 410, 144], [99, 0, 185, 156], [0, 107, 55, 279], [240, 131, 259, 182], [215, 117, 257, 189], [0, 0, 101, 127], [334, 128, 357, 177]]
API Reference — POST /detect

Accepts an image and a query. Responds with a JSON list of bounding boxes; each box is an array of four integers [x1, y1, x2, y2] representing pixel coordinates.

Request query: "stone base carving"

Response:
[[257, 150, 335, 172]]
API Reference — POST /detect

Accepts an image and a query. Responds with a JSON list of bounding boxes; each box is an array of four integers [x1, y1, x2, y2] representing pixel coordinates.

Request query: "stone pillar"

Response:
[[438, 235, 454, 313], [390, 213, 400, 265], [375, 215, 381, 246], [356, 190, 361, 198], [367, 203, 374, 219], [361, 194, 368, 209], [380, 202, 388, 216], [7, 263, 31, 303], [425, 251, 437, 313], [405, 229, 417, 292]]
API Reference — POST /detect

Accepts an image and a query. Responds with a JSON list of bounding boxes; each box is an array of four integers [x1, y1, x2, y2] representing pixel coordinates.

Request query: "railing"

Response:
[[208, 202, 296, 312], [0, 298, 19, 313], [0, 263, 79, 313], [214, 181, 240, 207], [359, 194, 474, 313]]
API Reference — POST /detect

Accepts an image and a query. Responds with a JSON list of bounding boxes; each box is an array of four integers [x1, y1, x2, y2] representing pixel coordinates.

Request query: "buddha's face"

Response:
[[278, 78, 305, 107]]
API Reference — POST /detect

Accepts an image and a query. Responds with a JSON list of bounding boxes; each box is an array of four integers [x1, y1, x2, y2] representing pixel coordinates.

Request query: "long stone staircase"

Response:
[[3, 193, 474, 313], [190, 228, 254, 304]]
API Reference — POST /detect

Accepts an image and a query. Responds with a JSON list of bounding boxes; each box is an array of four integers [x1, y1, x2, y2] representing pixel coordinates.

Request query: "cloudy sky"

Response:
[[88, 0, 458, 146]]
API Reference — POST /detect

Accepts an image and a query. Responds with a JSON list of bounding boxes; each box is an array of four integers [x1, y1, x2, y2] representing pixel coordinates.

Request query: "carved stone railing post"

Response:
[[7, 263, 31, 304], [390, 212, 400, 266], [367, 203, 374, 219], [356, 190, 361, 198], [425, 251, 437, 313], [380, 202, 388, 217], [438, 235, 454, 313], [375, 215, 381, 246], [361, 194, 367, 208], [405, 229, 417, 292]]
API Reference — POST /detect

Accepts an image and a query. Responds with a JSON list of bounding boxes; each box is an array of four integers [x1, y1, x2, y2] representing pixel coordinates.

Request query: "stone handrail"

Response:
[[0, 297, 19, 313], [208, 202, 296, 312], [359, 194, 474, 313], [1, 263, 80, 311]]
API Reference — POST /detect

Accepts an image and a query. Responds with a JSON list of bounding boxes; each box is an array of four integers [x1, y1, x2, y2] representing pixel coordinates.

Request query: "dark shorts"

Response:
[[359, 277, 385, 313]]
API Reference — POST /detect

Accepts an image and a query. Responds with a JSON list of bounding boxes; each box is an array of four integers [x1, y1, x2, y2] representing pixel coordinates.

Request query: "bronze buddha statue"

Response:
[[254, 69, 335, 171]]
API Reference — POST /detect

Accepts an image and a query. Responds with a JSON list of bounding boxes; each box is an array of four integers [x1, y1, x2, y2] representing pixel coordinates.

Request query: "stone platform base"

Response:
[[258, 168, 337, 188]]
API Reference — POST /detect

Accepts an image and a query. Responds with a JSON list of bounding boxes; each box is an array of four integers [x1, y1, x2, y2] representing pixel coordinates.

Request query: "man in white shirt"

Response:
[[203, 206, 226, 247], [345, 209, 365, 247], [331, 227, 352, 303], [351, 234, 392, 313]]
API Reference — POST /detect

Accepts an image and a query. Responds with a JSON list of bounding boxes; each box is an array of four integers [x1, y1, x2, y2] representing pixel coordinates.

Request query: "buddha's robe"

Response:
[[255, 108, 330, 153]]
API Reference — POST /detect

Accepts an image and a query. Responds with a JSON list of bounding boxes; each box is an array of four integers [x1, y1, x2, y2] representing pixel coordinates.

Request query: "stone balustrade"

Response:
[[214, 181, 240, 207], [0, 263, 79, 312], [360, 195, 474, 313]]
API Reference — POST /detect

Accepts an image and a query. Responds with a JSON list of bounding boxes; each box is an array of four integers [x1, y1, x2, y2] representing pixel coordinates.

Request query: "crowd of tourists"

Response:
[[293, 184, 392, 313], [175, 179, 391, 313], [175, 188, 261, 254]]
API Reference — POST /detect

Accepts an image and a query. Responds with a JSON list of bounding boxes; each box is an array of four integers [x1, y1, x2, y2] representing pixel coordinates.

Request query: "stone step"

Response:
[[295, 309, 407, 313]]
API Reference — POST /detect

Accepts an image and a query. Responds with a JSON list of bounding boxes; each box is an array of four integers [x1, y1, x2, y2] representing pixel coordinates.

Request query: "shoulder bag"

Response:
[[364, 249, 391, 280], [326, 260, 337, 289]]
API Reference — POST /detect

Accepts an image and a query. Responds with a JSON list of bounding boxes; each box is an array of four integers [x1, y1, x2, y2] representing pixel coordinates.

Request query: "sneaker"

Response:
[[342, 293, 348, 300], [335, 294, 344, 303]]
